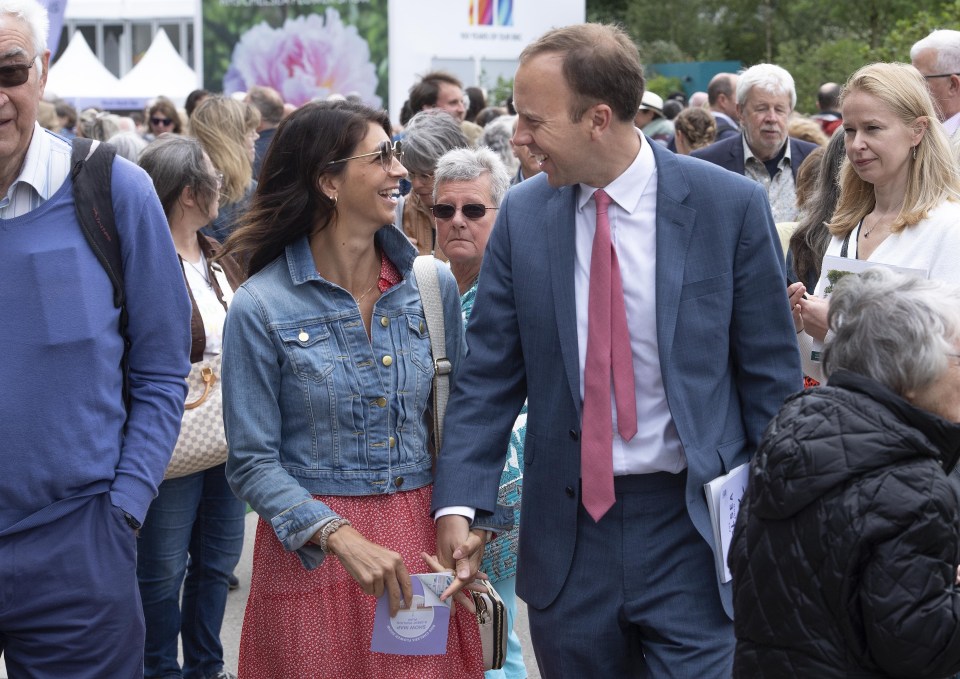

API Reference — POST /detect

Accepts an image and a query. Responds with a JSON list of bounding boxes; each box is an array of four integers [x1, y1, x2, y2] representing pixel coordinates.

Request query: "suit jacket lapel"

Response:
[[545, 185, 583, 417], [651, 144, 697, 370]]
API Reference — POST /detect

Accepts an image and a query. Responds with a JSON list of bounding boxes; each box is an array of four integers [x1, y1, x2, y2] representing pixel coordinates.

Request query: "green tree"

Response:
[[778, 37, 869, 113]]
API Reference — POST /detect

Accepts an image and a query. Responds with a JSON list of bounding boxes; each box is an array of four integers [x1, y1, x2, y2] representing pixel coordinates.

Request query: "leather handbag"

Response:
[[164, 353, 228, 479], [472, 579, 508, 671]]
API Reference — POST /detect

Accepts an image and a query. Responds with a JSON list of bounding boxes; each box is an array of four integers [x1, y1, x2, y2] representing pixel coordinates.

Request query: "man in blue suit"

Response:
[[693, 63, 817, 222], [432, 23, 802, 678], [707, 72, 741, 141]]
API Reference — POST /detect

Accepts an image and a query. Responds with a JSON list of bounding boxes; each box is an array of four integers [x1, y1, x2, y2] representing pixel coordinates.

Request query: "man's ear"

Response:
[[587, 103, 613, 139]]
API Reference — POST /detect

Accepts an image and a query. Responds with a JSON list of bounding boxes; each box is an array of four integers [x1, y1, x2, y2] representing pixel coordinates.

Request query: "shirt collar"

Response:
[[8, 123, 54, 200], [576, 130, 656, 214], [943, 111, 960, 137], [742, 133, 792, 166], [713, 111, 738, 128]]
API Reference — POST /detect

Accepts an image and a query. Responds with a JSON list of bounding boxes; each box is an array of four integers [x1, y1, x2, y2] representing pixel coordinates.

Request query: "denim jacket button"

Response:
[[382, 355, 393, 367], [376, 396, 387, 407], [298, 330, 309, 342], [380, 316, 389, 327], [394, 476, 404, 487], [389, 436, 396, 447]]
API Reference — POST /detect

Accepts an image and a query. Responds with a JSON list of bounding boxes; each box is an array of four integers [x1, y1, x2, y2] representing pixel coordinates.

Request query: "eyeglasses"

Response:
[[330, 140, 403, 172], [407, 170, 435, 183], [151, 117, 174, 127], [923, 73, 960, 80], [0, 58, 36, 88], [430, 203, 499, 220]]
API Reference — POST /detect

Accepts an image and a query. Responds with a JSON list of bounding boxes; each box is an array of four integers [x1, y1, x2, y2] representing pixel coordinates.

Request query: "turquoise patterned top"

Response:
[[462, 281, 525, 582]]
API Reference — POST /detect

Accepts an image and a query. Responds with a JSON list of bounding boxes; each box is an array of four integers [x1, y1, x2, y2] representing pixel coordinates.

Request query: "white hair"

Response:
[[911, 30, 960, 74], [822, 267, 960, 396], [0, 0, 49, 76], [432, 146, 512, 207], [737, 63, 796, 110]]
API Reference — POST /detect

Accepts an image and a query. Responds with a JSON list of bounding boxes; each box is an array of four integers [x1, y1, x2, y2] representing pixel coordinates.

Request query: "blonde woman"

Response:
[[192, 96, 261, 243], [793, 62, 960, 381]]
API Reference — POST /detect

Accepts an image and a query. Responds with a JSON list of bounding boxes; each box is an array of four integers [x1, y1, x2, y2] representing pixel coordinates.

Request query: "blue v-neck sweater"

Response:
[[0, 156, 191, 532]]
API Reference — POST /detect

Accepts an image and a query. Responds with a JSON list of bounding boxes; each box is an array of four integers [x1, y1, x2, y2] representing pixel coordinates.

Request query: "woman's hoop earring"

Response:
[[327, 194, 338, 207]]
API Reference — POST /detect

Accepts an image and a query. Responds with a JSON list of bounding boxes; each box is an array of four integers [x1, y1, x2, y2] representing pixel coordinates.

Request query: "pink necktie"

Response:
[[581, 189, 638, 522]]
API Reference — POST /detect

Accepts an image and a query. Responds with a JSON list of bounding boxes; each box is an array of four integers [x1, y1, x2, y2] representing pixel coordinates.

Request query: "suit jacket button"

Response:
[[565, 486, 576, 498], [569, 429, 579, 441], [394, 476, 404, 488]]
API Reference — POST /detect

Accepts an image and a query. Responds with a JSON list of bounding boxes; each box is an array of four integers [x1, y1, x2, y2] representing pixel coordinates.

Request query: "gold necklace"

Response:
[[862, 200, 904, 239], [353, 280, 378, 305]]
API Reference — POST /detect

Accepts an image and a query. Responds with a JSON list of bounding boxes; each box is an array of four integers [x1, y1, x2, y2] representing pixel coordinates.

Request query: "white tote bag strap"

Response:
[[412, 255, 451, 455]]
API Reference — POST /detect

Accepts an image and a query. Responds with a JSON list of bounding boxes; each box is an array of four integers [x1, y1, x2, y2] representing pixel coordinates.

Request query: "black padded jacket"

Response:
[[730, 370, 960, 678]]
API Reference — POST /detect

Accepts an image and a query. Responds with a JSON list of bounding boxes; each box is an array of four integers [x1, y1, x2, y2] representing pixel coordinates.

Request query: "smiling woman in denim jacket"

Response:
[[219, 101, 485, 679]]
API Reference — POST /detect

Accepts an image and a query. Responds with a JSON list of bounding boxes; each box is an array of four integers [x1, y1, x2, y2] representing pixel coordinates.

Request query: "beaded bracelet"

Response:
[[318, 517, 352, 554]]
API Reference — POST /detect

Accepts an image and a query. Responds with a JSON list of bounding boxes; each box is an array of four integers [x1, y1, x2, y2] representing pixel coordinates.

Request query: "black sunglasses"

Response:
[[151, 117, 174, 127], [923, 73, 960, 80], [430, 203, 499, 220], [0, 59, 36, 88], [330, 140, 403, 172]]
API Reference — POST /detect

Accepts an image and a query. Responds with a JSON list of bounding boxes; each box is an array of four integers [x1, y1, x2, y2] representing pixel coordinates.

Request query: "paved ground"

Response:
[[1, 511, 540, 678]]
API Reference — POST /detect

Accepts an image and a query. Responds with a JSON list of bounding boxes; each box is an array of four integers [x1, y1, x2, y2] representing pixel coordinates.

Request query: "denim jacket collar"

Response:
[[285, 225, 418, 287]]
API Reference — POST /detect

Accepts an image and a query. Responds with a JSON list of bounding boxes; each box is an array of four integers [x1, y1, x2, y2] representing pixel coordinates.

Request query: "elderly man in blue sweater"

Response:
[[0, 1, 191, 676]]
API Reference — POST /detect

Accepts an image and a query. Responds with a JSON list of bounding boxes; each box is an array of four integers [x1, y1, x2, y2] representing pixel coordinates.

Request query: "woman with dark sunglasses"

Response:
[[145, 97, 183, 139], [218, 100, 485, 678]]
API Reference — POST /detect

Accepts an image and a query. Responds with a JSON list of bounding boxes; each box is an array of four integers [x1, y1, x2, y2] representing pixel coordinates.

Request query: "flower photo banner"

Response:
[[203, 0, 387, 108]]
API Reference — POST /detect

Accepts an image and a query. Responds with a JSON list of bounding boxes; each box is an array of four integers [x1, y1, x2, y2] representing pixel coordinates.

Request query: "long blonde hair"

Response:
[[828, 62, 960, 238], [190, 96, 260, 204]]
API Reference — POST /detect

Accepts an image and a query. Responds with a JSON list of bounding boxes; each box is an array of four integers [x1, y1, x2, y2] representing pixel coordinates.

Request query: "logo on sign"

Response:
[[469, 0, 513, 26]]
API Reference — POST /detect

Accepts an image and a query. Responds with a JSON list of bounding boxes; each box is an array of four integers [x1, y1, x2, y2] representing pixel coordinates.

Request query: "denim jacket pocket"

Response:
[[405, 314, 436, 375], [277, 323, 335, 382]]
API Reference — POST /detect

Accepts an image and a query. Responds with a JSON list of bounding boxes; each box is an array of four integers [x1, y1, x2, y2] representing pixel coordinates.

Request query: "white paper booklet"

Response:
[[704, 462, 749, 583]]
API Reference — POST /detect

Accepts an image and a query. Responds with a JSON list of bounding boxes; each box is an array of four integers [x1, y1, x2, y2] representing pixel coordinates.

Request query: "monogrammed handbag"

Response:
[[164, 354, 228, 479]]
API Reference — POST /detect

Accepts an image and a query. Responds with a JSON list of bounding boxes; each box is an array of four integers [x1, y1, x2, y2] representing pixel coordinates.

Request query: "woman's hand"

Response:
[[324, 525, 412, 617], [787, 282, 806, 333], [799, 293, 830, 342]]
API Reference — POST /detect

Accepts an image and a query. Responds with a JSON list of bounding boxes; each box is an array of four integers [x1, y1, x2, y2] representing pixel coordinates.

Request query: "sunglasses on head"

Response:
[[0, 59, 36, 88], [330, 140, 403, 172], [430, 203, 499, 220], [151, 117, 174, 127]]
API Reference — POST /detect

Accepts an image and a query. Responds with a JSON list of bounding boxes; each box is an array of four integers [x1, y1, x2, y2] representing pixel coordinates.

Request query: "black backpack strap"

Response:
[[71, 138, 129, 408]]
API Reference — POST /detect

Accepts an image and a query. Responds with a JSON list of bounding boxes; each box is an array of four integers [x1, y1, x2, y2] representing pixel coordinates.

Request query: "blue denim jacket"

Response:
[[222, 226, 465, 568]]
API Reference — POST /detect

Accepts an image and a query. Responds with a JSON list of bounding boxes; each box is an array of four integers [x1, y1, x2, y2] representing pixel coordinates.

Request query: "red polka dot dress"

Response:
[[237, 486, 485, 679]]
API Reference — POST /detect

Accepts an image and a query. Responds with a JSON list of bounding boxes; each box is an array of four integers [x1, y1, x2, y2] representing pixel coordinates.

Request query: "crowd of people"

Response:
[[3, 0, 960, 675]]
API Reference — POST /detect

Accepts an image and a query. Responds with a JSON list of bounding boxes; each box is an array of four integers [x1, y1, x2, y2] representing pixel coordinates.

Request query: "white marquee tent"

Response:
[[46, 30, 144, 109], [117, 28, 199, 107]]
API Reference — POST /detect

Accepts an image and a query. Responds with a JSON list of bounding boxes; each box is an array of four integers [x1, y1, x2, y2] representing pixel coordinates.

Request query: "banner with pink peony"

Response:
[[203, 0, 387, 109]]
